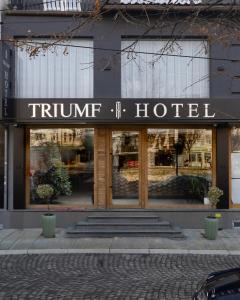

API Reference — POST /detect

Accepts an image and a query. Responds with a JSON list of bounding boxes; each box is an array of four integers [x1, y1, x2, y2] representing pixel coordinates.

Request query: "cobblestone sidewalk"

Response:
[[0, 253, 240, 300], [1, 229, 240, 299]]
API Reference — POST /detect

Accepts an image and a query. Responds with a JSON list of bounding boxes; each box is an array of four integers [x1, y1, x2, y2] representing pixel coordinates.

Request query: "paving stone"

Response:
[[0, 229, 16, 242], [68, 238, 113, 249], [110, 237, 150, 249], [0, 230, 25, 250], [1, 228, 240, 253], [27, 249, 68, 255], [150, 249, 189, 254], [67, 248, 110, 254], [0, 253, 240, 299], [228, 250, 240, 255], [110, 248, 149, 254], [189, 250, 229, 255], [0, 250, 28, 255]]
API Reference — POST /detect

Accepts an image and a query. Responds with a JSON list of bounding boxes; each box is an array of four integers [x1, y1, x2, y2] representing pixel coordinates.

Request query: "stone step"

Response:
[[87, 216, 162, 223], [75, 222, 171, 230], [66, 211, 183, 238], [87, 211, 162, 217], [66, 226, 184, 238]]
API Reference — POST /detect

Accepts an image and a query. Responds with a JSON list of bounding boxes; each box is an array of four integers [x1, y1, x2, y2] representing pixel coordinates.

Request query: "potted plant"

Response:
[[36, 184, 55, 238], [204, 186, 223, 240], [202, 182, 210, 205], [203, 195, 210, 205]]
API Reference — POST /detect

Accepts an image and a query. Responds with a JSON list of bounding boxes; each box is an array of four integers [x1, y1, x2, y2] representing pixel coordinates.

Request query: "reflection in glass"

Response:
[[232, 127, 240, 152], [112, 131, 139, 205], [0, 126, 4, 208], [148, 129, 212, 205], [232, 179, 240, 204], [231, 127, 240, 204], [29, 128, 94, 207]]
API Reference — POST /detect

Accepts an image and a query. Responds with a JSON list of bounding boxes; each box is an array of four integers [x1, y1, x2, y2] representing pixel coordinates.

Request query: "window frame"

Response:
[[25, 125, 96, 210]]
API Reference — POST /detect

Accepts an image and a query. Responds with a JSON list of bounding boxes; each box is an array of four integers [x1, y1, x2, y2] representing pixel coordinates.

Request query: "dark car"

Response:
[[193, 268, 240, 299]]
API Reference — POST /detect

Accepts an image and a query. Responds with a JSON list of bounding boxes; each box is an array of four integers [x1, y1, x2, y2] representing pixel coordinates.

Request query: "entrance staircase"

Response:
[[66, 211, 184, 238]]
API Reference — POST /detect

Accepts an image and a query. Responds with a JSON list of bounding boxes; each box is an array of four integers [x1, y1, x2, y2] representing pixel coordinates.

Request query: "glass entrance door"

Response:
[[111, 130, 140, 207]]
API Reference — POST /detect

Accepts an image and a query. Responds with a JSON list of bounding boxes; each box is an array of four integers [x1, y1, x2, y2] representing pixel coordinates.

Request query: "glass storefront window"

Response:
[[147, 128, 212, 205], [231, 127, 240, 205], [112, 131, 139, 206], [0, 126, 4, 208], [29, 128, 94, 208]]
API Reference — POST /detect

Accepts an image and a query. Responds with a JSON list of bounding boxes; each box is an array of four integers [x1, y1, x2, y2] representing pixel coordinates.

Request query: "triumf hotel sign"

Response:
[[27, 101, 214, 119], [16, 98, 240, 123]]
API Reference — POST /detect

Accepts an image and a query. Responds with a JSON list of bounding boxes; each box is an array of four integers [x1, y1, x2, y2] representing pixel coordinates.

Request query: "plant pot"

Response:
[[41, 213, 56, 238], [204, 197, 210, 205], [204, 217, 219, 240]]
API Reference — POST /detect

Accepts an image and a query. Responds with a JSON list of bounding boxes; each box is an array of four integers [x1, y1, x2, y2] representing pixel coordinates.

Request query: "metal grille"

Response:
[[233, 220, 240, 229], [43, 0, 82, 11], [9, 0, 96, 11]]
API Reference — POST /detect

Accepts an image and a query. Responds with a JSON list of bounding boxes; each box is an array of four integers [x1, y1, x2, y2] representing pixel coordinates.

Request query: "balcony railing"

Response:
[[8, 0, 240, 11], [9, 0, 96, 11], [43, 0, 82, 11]]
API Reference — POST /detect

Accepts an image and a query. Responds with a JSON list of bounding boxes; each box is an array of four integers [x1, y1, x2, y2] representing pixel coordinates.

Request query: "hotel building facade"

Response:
[[0, 0, 240, 228]]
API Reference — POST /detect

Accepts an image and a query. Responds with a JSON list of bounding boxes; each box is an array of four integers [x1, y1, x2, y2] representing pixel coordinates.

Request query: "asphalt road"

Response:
[[0, 253, 240, 300]]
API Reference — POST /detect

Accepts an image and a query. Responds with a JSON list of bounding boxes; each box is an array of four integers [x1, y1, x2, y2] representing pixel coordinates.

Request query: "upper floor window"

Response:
[[121, 40, 209, 98], [15, 39, 93, 98], [43, 0, 82, 11]]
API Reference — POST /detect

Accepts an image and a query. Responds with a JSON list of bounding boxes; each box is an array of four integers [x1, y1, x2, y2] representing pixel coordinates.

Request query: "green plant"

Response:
[[207, 186, 223, 209], [189, 177, 203, 200], [36, 184, 54, 210], [33, 141, 72, 199], [46, 159, 72, 197]]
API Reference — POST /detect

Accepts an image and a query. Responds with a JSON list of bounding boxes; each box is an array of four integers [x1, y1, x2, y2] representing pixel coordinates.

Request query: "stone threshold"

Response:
[[1, 249, 240, 255]]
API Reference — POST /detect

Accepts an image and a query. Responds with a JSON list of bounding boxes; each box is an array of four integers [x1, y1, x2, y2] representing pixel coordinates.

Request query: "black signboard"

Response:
[[15, 98, 240, 123], [0, 42, 14, 121]]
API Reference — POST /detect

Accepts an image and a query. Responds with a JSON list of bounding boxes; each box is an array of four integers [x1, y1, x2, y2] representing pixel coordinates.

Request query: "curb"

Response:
[[0, 249, 239, 255]]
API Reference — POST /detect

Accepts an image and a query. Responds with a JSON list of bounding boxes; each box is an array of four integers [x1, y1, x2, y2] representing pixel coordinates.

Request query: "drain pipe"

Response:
[[0, 0, 9, 230]]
